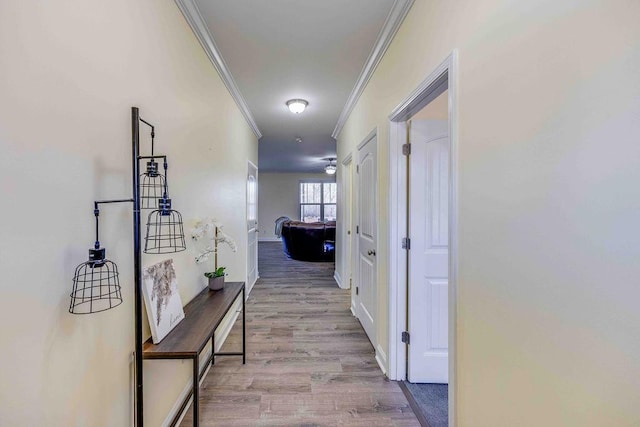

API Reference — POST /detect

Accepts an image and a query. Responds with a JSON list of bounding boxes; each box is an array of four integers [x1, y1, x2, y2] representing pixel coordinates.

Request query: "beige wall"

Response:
[[0, 1, 257, 425], [258, 172, 335, 240], [413, 89, 448, 120], [337, 0, 640, 425]]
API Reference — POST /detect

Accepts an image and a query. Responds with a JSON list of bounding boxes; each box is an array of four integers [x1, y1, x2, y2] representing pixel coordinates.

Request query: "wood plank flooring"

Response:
[[180, 242, 419, 426]]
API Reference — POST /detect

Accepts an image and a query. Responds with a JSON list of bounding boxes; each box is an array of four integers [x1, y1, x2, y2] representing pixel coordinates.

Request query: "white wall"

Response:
[[0, 1, 257, 425], [258, 172, 335, 241], [337, 0, 640, 425]]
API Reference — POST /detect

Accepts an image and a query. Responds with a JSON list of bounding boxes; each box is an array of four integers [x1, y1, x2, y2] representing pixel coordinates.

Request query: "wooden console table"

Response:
[[143, 282, 246, 426]]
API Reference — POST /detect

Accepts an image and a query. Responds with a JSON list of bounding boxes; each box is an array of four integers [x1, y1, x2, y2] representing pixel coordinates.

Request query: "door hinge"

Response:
[[402, 237, 411, 250], [401, 331, 410, 344], [402, 143, 411, 156], [356, 225, 359, 234], [356, 165, 359, 173], [356, 286, 359, 295]]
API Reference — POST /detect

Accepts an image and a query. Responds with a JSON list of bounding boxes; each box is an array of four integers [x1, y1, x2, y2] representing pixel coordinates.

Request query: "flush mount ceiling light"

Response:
[[324, 158, 337, 175], [295, 136, 303, 143], [286, 99, 308, 114]]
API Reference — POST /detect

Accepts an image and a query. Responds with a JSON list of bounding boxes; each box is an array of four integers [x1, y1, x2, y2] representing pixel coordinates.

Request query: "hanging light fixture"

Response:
[[286, 99, 308, 114], [70, 203, 123, 314], [139, 124, 166, 209], [140, 161, 165, 209], [325, 158, 337, 175], [144, 160, 186, 254], [69, 108, 187, 426]]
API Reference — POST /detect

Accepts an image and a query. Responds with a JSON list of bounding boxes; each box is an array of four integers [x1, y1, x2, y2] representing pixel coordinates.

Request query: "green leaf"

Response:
[[204, 266, 226, 278]]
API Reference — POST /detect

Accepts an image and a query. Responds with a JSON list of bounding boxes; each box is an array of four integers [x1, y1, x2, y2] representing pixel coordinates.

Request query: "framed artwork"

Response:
[[142, 259, 185, 344]]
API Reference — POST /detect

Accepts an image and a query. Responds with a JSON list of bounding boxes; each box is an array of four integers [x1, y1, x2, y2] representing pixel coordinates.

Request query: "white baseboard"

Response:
[[247, 275, 257, 295], [168, 360, 213, 427], [162, 298, 243, 427], [375, 344, 388, 376], [214, 297, 243, 351], [258, 237, 281, 242], [333, 270, 342, 288], [348, 307, 386, 376]]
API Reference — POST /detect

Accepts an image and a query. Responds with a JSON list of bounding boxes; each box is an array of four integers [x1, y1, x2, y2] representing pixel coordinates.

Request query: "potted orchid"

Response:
[[191, 218, 237, 291]]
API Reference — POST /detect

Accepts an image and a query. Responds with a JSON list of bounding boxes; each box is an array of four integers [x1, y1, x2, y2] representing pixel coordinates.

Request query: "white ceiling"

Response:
[[193, 0, 398, 173]]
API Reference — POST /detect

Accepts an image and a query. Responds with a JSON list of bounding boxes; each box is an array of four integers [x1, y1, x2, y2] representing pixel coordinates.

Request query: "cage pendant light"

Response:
[[139, 127, 166, 209], [144, 161, 186, 254], [140, 161, 165, 209], [70, 207, 123, 314]]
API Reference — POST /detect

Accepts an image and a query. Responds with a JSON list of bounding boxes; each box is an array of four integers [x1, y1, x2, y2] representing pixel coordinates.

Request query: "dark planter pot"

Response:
[[208, 275, 224, 291]]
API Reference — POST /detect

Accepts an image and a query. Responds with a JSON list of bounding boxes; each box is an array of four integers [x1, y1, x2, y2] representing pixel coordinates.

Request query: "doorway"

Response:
[[247, 160, 259, 293], [339, 154, 354, 293], [388, 51, 458, 426]]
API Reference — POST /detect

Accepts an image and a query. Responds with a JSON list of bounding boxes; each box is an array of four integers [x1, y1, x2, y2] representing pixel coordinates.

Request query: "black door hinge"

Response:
[[356, 225, 359, 234], [402, 237, 410, 250], [401, 331, 410, 344], [402, 143, 411, 156], [356, 286, 359, 295]]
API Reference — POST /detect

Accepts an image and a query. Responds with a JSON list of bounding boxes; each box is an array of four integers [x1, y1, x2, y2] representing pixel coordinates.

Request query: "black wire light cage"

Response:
[[139, 125, 166, 209], [69, 107, 187, 426], [140, 160, 165, 209], [69, 224, 122, 314], [144, 163, 186, 254]]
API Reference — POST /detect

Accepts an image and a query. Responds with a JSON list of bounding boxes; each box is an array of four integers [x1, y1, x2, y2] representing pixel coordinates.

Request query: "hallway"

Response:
[[180, 242, 420, 426]]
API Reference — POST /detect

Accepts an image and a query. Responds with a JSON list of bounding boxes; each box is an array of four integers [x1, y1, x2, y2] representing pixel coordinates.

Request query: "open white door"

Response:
[[247, 161, 258, 292], [408, 120, 449, 383], [340, 156, 353, 291], [356, 133, 377, 346]]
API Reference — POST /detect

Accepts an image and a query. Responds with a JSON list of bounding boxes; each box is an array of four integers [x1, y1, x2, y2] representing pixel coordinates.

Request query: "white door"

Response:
[[356, 134, 377, 345], [247, 161, 258, 291], [408, 120, 449, 383], [341, 157, 353, 291]]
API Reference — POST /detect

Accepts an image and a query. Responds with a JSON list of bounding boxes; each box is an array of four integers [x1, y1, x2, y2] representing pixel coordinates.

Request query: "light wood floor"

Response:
[[180, 242, 419, 426]]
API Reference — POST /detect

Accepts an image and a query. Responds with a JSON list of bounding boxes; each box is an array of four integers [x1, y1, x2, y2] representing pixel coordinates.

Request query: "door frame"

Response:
[[246, 160, 259, 293], [387, 51, 459, 425], [337, 153, 354, 291]]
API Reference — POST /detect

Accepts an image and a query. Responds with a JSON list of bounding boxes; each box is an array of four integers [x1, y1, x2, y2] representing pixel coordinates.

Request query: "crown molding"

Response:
[[175, 0, 262, 139], [331, 0, 415, 140]]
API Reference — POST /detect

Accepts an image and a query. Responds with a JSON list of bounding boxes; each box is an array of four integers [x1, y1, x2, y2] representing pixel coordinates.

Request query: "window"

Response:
[[300, 182, 337, 223]]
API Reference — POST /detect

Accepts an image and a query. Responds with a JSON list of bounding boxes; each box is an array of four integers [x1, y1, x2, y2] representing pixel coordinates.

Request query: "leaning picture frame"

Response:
[[142, 259, 185, 343]]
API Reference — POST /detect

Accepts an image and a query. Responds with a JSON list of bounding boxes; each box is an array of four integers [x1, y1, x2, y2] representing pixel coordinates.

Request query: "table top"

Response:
[[143, 282, 244, 359]]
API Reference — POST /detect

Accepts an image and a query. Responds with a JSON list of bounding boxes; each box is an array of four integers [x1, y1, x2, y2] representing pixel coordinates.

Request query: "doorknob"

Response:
[[367, 250, 376, 256]]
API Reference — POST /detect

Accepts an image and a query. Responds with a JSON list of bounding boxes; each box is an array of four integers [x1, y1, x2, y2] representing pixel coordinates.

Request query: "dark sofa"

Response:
[[281, 220, 335, 262]]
